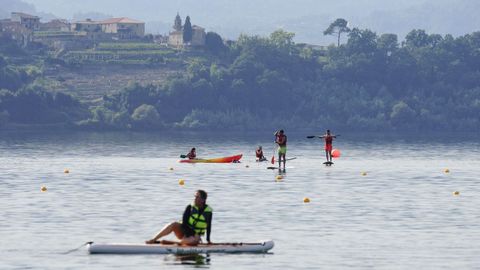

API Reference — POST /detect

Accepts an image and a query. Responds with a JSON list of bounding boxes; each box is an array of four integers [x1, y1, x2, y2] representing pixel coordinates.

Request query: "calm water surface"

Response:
[[1, 131, 479, 269]]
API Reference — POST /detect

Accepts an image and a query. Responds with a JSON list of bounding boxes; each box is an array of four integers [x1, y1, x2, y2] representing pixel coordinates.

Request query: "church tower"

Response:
[[174, 13, 182, 31]]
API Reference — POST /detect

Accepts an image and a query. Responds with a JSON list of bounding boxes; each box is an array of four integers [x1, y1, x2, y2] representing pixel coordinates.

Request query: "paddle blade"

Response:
[[271, 155, 275, 164], [180, 155, 187, 158], [306, 136, 316, 139]]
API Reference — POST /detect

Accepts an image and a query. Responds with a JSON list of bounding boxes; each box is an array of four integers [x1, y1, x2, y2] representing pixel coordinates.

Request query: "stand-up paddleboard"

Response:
[[271, 157, 297, 162], [323, 161, 334, 166], [87, 240, 274, 254], [179, 154, 242, 163], [267, 166, 294, 170]]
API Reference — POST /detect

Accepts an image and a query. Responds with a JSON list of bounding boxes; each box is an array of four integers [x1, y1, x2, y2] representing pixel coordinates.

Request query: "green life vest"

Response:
[[188, 204, 212, 235]]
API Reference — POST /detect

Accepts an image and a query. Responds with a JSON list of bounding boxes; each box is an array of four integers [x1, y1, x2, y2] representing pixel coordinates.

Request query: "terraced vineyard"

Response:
[[62, 42, 180, 65], [44, 64, 180, 105], [45, 42, 214, 105]]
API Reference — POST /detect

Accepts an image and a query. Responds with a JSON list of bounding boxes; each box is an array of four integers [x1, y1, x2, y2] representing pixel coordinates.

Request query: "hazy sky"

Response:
[[9, 0, 480, 44]]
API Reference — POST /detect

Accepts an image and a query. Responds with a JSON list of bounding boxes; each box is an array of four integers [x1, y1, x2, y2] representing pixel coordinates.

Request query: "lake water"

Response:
[[1, 131, 479, 269]]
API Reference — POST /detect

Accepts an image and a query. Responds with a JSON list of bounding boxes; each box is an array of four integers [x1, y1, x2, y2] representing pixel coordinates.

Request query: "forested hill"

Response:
[[1, 28, 480, 132]]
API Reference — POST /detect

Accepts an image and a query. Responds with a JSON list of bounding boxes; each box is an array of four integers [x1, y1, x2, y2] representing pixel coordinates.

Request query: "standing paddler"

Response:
[[274, 130, 287, 171], [320, 129, 337, 163]]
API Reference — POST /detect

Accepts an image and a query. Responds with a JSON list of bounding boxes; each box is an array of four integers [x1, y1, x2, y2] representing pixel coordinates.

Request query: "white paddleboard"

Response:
[[88, 240, 274, 254]]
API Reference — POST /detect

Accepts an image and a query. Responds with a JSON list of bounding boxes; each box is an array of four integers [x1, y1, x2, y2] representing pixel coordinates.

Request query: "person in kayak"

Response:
[[275, 130, 287, 170], [186, 148, 196, 159], [146, 190, 213, 245], [320, 129, 337, 162], [256, 146, 266, 162]]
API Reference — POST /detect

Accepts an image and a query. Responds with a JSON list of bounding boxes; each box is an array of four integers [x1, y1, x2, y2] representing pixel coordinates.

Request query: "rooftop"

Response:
[[12, 12, 39, 19], [100, 17, 144, 24]]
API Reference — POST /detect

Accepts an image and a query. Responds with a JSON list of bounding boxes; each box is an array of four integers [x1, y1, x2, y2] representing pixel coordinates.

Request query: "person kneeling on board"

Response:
[[256, 146, 266, 161], [146, 190, 212, 245], [186, 148, 196, 159]]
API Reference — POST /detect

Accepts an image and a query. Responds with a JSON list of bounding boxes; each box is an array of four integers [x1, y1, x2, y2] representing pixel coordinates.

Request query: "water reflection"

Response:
[[165, 253, 211, 267]]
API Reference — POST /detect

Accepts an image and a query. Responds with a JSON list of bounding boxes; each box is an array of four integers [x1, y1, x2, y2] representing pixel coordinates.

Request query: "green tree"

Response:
[[324, 18, 351, 46], [405, 29, 430, 48], [269, 29, 295, 52], [183, 16, 193, 43], [205, 32, 226, 54], [131, 104, 161, 129], [347, 28, 378, 54], [390, 101, 416, 127], [377, 33, 398, 55]]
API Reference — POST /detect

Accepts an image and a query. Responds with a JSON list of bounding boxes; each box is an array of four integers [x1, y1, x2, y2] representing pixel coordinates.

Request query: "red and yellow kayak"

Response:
[[179, 154, 243, 163]]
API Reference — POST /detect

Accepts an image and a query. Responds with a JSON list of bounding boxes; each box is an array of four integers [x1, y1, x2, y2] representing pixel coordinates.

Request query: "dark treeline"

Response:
[[0, 37, 88, 127], [1, 27, 480, 131]]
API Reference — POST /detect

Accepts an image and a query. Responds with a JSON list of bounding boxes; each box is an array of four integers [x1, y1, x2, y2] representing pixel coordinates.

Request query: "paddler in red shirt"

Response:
[[320, 130, 337, 162], [186, 148, 196, 159], [256, 146, 266, 162]]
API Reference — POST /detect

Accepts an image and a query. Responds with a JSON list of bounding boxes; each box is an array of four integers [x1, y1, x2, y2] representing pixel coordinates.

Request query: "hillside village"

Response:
[[0, 12, 213, 102], [0, 12, 206, 49], [0, 11, 326, 105]]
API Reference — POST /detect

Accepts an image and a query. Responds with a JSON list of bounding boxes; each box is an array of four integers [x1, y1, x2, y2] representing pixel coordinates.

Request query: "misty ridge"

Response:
[[1, 0, 479, 44]]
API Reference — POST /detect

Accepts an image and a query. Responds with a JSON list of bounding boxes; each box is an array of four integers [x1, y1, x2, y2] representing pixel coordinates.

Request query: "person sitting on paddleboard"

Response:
[[256, 146, 266, 161], [146, 190, 213, 245], [320, 130, 337, 162], [186, 148, 196, 159], [275, 130, 287, 170]]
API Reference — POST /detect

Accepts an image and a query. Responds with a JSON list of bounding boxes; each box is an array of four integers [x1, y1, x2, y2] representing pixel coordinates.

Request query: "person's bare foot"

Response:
[[145, 239, 157, 244]]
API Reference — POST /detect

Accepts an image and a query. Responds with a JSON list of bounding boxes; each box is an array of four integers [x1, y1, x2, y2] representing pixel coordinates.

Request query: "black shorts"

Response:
[[181, 224, 195, 237]]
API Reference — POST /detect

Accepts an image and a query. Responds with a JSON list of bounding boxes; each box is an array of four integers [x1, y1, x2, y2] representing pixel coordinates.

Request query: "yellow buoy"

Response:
[[444, 169, 450, 173], [453, 191, 460, 196], [178, 179, 185, 186], [275, 175, 283, 181], [303, 197, 310, 203], [64, 169, 69, 174], [361, 172, 367, 176], [41, 186, 47, 192]]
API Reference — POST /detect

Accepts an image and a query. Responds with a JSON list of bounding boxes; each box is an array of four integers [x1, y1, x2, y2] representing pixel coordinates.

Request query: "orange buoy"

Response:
[[331, 149, 341, 158]]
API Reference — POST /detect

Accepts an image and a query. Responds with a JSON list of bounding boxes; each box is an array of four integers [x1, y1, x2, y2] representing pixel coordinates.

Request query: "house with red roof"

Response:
[[71, 17, 144, 39], [100, 17, 145, 39]]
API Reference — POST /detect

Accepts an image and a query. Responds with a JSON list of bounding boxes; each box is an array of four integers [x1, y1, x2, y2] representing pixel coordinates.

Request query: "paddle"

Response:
[[180, 154, 187, 158], [271, 144, 276, 164], [306, 134, 341, 139]]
